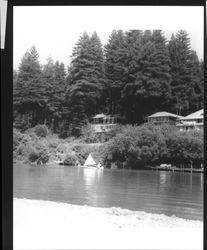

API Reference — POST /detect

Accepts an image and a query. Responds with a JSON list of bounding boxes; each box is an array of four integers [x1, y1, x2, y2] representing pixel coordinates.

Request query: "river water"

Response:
[[13, 164, 203, 220]]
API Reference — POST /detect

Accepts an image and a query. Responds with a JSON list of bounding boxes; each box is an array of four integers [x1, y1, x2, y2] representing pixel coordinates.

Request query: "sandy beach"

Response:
[[13, 198, 203, 250]]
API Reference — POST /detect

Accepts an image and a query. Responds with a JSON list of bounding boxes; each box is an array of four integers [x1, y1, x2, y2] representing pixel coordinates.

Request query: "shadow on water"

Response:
[[13, 164, 203, 220]]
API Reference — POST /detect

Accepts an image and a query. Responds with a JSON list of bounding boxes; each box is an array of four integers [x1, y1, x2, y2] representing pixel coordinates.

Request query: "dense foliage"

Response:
[[63, 153, 78, 166], [13, 30, 203, 135], [65, 32, 106, 136], [168, 31, 204, 115], [13, 128, 50, 164], [13, 127, 102, 166], [101, 124, 203, 169], [34, 124, 48, 137], [13, 47, 67, 132], [13, 122, 203, 168]]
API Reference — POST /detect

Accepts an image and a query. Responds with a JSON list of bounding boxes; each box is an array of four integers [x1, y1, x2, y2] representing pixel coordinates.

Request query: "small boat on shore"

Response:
[[78, 154, 104, 169]]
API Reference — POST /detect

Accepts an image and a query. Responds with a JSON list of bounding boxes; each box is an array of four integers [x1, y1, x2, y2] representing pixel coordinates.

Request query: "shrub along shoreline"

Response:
[[13, 125, 103, 166], [13, 124, 203, 169], [101, 123, 203, 169]]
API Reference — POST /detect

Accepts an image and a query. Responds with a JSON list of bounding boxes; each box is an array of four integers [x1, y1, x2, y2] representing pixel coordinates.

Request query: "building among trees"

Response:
[[177, 109, 203, 131], [13, 30, 203, 136], [91, 114, 121, 133], [146, 111, 183, 125], [146, 109, 204, 131]]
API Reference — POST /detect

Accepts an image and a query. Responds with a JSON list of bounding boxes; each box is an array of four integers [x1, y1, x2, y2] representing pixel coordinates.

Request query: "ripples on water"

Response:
[[13, 164, 203, 220]]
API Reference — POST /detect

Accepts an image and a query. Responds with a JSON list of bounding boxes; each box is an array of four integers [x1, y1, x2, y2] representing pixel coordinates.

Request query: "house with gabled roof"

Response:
[[146, 111, 184, 125], [91, 113, 121, 133], [176, 109, 204, 131]]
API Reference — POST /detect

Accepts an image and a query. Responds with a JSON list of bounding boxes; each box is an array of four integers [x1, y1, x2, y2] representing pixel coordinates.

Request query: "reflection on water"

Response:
[[200, 174, 203, 189], [83, 168, 100, 186], [159, 171, 167, 185], [14, 164, 203, 220], [83, 168, 104, 207]]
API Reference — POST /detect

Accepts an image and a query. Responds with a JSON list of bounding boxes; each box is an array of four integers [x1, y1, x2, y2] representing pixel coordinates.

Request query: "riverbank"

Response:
[[150, 166, 204, 173], [13, 123, 203, 169], [13, 128, 103, 166], [14, 198, 203, 250]]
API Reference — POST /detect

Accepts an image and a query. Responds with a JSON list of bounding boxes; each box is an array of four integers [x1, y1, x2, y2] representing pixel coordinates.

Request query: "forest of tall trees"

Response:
[[13, 30, 204, 136]]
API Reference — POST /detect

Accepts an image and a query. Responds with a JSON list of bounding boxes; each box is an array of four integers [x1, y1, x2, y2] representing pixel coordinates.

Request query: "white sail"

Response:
[[84, 154, 96, 166]]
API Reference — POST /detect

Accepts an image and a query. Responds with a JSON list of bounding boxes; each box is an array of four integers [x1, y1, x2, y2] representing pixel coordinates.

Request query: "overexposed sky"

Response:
[[13, 6, 204, 69]]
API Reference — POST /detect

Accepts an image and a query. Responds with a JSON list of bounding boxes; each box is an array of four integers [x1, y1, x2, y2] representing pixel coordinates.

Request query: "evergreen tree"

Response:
[[142, 30, 152, 43], [13, 46, 46, 127], [121, 30, 143, 123], [150, 30, 171, 108], [199, 60, 204, 108], [52, 61, 67, 131], [13, 69, 19, 125], [104, 30, 126, 115], [122, 30, 171, 124], [188, 51, 204, 111], [18, 46, 41, 81], [88, 32, 106, 112], [168, 30, 198, 115], [13, 70, 18, 87], [42, 57, 55, 124], [41, 58, 67, 131], [13, 29, 203, 135], [65, 32, 105, 135]]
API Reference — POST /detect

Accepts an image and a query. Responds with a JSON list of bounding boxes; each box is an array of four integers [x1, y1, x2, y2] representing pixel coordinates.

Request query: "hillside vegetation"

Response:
[[101, 124, 203, 169], [13, 124, 203, 169], [13, 125, 102, 166]]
